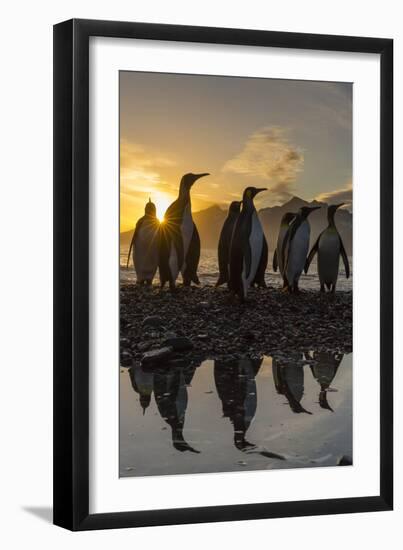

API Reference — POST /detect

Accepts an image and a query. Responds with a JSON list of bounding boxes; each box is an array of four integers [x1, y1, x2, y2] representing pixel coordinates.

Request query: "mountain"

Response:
[[120, 197, 352, 254], [192, 205, 227, 249]]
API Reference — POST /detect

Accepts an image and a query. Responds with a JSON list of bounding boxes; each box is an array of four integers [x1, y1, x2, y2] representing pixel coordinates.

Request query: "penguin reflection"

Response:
[[128, 363, 154, 415], [272, 353, 312, 414], [214, 357, 262, 451], [126, 198, 160, 285], [129, 361, 200, 453], [305, 351, 343, 411]]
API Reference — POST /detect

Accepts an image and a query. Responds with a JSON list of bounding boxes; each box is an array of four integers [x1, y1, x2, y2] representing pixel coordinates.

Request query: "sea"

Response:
[[120, 244, 353, 291]]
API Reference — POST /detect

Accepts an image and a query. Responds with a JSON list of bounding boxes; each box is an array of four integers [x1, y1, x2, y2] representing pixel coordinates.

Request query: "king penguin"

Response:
[[126, 198, 160, 285], [282, 206, 321, 293], [273, 212, 296, 288], [305, 203, 350, 292], [306, 350, 343, 412], [159, 172, 209, 289], [228, 187, 268, 301], [216, 200, 242, 287]]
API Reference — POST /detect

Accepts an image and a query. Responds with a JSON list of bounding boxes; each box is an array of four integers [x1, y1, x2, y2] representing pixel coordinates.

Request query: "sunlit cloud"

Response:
[[222, 126, 304, 201], [120, 139, 178, 193], [120, 139, 178, 229], [314, 180, 352, 209]]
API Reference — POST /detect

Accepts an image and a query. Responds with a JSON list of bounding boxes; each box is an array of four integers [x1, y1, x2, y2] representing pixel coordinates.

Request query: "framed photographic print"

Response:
[[53, 19, 393, 530]]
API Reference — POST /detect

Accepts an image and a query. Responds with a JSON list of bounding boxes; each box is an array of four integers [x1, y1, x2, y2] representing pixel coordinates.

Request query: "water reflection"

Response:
[[306, 351, 343, 412], [129, 360, 200, 453], [122, 350, 352, 476], [272, 352, 312, 414]]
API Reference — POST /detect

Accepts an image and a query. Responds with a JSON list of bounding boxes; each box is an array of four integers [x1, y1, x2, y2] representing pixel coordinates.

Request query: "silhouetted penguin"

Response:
[[306, 351, 343, 411], [216, 201, 241, 287], [128, 363, 154, 415], [126, 198, 160, 285], [273, 212, 296, 288], [305, 203, 350, 292], [228, 187, 268, 301], [213, 357, 284, 460], [272, 353, 312, 414], [159, 173, 209, 289], [282, 206, 321, 293], [153, 363, 200, 453]]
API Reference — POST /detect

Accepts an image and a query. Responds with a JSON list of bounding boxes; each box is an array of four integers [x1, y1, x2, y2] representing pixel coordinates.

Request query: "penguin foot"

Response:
[[215, 277, 226, 287]]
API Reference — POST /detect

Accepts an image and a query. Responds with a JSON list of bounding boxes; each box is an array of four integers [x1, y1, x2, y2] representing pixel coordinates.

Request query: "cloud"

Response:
[[120, 139, 177, 194], [314, 181, 352, 208], [222, 126, 304, 201]]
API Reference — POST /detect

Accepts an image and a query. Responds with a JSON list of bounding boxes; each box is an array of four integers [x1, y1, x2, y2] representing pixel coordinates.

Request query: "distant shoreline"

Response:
[[120, 284, 353, 367]]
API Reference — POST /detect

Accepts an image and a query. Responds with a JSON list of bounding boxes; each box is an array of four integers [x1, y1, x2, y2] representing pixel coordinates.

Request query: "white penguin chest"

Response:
[[318, 229, 341, 282], [319, 229, 340, 254], [287, 221, 310, 278], [243, 211, 264, 286]]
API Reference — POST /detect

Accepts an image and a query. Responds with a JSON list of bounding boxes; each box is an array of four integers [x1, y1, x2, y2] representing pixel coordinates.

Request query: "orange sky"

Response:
[[120, 72, 352, 232]]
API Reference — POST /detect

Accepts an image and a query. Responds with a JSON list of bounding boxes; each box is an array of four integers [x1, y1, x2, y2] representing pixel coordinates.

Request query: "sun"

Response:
[[153, 192, 173, 222]]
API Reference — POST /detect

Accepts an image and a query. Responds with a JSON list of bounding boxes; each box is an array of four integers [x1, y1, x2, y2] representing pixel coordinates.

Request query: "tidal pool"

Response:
[[120, 352, 352, 477]]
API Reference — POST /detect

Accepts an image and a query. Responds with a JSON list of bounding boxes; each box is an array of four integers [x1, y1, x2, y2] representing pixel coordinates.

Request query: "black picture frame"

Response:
[[53, 18, 393, 531]]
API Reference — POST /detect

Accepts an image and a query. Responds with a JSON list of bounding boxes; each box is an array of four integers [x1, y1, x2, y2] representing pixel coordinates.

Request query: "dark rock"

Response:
[[142, 315, 164, 329], [337, 455, 352, 466], [137, 341, 151, 352], [141, 346, 173, 366], [162, 336, 193, 351]]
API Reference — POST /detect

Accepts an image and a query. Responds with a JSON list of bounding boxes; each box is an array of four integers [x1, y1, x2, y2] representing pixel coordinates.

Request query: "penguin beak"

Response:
[[334, 203, 345, 210], [254, 187, 268, 196], [309, 206, 321, 212], [193, 173, 210, 182]]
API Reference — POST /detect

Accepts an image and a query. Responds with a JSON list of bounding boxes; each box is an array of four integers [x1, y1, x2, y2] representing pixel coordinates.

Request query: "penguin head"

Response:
[[328, 203, 344, 214], [229, 201, 242, 214], [327, 203, 344, 223], [299, 205, 321, 219], [180, 172, 210, 192], [242, 187, 267, 201], [282, 212, 296, 225], [139, 393, 151, 415], [144, 198, 157, 217]]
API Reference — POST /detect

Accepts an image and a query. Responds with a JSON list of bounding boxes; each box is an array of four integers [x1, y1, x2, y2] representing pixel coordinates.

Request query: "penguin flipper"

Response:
[[253, 236, 268, 287], [339, 237, 350, 278], [126, 218, 143, 268], [183, 225, 201, 284], [273, 248, 278, 272], [305, 235, 320, 274]]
